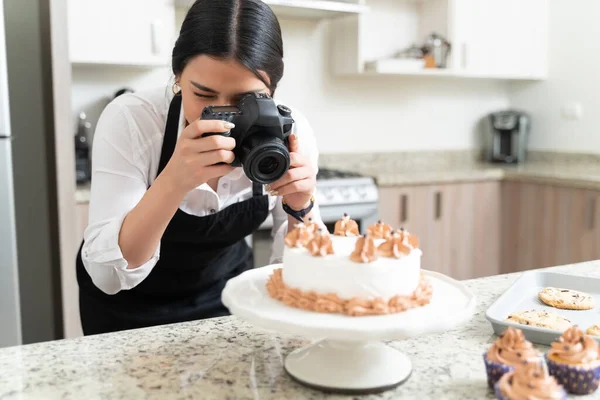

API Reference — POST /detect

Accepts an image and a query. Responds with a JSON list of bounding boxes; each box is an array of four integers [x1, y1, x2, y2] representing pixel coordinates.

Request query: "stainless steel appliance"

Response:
[[0, 0, 20, 347], [1, 0, 65, 347], [251, 168, 379, 268], [424, 32, 451, 68], [484, 110, 531, 164]]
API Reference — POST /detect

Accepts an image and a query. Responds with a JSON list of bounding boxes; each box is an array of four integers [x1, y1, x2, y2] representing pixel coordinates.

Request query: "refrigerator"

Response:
[[0, 0, 69, 347], [0, 0, 22, 348]]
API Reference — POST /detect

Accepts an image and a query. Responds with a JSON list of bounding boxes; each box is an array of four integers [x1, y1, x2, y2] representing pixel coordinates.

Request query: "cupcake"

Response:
[[484, 327, 539, 388], [546, 325, 600, 395], [494, 359, 566, 400]]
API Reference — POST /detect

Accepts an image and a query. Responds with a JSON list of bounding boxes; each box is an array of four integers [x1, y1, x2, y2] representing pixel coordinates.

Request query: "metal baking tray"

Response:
[[485, 271, 600, 346]]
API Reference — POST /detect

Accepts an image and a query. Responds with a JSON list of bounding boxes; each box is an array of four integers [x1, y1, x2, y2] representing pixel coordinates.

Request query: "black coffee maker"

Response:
[[483, 110, 530, 164]]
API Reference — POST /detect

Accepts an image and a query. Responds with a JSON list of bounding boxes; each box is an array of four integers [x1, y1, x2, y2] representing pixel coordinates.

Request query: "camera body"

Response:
[[201, 93, 295, 184]]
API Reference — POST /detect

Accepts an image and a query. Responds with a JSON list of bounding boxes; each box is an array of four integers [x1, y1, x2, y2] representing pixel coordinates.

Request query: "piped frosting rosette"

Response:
[[494, 358, 567, 400], [483, 326, 539, 388], [546, 326, 600, 395], [333, 213, 360, 236]]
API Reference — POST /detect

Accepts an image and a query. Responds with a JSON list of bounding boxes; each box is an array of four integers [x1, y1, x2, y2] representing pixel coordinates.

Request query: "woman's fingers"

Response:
[[199, 149, 236, 166], [204, 163, 236, 179], [269, 166, 312, 192], [184, 119, 234, 139], [287, 133, 299, 153], [274, 178, 314, 197]]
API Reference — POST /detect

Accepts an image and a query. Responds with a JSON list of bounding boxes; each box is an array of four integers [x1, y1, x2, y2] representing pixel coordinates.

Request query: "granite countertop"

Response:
[[2, 262, 600, 399], [75, 162, 600, 204], [371, 163, 600, 188]]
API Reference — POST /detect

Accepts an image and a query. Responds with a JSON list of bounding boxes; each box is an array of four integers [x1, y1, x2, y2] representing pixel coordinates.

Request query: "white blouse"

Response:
[[82, 86, 321, 295]]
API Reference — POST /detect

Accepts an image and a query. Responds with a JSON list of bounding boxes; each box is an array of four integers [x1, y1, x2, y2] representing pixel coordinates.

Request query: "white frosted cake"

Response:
[[266, 215, 432, 316]]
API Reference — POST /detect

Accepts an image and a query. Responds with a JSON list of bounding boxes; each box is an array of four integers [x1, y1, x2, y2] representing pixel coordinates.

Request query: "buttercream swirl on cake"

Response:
[[350, 234, 378, 263], [548, 325, 600, 365], [367, 220, 393, 239], [304, 217, 319, 234], [497, 359, 565, 400], [377, 230, 418, 258], [333, 213, 360, 236], [284, 222, 314, 248], [306, 229, 334, 257], [266, 268, 432, 316]]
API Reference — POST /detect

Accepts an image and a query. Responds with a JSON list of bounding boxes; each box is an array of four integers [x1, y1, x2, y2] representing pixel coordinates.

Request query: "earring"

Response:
[[172, 82, 181, 94]]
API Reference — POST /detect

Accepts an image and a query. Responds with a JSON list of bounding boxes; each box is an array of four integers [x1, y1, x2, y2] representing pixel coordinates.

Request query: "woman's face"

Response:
[[177, 55, 271, 124]]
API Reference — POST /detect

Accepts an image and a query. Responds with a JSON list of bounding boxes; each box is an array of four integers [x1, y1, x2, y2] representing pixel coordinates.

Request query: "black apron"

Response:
[[76, 93, 270, 335]]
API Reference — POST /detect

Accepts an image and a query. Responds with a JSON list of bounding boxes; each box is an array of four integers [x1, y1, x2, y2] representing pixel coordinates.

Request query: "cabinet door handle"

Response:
[[587, 196, 596, 230], [400, 194, 408, 224], [434, 191, 442, 220]]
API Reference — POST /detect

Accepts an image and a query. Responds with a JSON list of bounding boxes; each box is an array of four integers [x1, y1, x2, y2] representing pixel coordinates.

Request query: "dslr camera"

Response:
[[201, 93, 295, 184]]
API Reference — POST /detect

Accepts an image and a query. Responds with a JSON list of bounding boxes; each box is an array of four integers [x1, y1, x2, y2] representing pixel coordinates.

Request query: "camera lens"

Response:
[[258, 156, 280, 176], [240, 134, 290, 184]]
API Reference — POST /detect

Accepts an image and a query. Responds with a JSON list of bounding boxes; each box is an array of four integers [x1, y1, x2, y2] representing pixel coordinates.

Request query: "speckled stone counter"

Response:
[[2, 262, 600, 399], [365, 164, 600, 189]]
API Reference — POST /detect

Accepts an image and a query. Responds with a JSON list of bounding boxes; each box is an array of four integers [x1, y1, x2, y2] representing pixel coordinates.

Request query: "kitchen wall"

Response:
[[71, 11, 511, 154], [509, 0, 599, 153]]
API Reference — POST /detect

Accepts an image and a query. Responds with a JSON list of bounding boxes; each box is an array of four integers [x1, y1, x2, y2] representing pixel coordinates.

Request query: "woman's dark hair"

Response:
[[172, 0, 284, 93]]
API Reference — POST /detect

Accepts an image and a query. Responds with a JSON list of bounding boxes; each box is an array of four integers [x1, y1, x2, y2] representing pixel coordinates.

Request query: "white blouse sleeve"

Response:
[[81, 101, 160, 295], [269, 107, 322, 264]]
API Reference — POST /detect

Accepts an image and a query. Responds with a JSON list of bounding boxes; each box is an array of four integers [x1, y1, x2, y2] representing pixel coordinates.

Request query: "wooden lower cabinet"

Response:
[[380, 180, 600, 280], [378, 181, 501, 280], [501, 182, 600, 273], [62, 203, 89, 339]]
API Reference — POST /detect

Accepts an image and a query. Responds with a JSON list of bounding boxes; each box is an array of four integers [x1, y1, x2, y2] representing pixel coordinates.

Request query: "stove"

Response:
[[316, 168, 363, 180], [315, 168, 379, 208]]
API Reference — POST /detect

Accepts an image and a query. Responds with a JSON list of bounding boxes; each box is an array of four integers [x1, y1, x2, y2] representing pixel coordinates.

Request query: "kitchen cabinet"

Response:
[[67, 0, 176, 67], [330, 0, 548, 80], [378, 181, 500, 280], [501, 182, 600, 274], [175, 0, 369, 19], [453, 0, 548, 79]]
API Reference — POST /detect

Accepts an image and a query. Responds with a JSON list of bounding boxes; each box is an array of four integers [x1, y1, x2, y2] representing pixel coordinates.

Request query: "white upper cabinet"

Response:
[[331, 0, 548, 80], [452, 0, 548, 79], [67, 0, 176, 67]]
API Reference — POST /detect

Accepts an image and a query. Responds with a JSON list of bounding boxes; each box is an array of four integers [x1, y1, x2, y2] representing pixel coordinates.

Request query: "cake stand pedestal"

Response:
[[221, 264, 476, 394]]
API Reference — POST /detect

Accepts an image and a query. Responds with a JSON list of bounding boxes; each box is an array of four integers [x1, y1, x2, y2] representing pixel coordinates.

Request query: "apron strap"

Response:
[[157, 93, 182, 176], [252, 181, 264, 197]]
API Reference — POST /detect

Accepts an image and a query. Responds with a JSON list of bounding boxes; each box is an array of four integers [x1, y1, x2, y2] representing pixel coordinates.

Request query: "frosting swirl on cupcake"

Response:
[[487, 327, 539, 366], [350, 234, 378, 263], [284, 222, 314, 248], [548, 326, 600, 364], [306, 229, 334, 257], [333, 213, 360, 236], [367, 220, 393, 239], [497, 360, 565, 400]]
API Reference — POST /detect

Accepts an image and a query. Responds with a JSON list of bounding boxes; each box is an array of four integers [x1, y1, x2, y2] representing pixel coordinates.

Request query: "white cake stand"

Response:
[[221, 264, 476, 394]]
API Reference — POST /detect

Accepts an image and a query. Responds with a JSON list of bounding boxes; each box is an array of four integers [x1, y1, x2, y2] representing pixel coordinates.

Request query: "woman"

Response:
[[76, 0, 321, 335]]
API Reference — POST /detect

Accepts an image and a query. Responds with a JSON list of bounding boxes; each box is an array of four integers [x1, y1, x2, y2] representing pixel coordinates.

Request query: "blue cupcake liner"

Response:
[[494, 376, 567, 400], [483, 352, 513, 389], [493, 381, 508, 400], [546, 354, 600, 395]]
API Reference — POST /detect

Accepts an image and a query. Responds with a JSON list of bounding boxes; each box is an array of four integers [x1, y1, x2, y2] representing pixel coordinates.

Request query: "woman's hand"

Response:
[[161, 120, 237, 195], [266, 133, 316, 210]]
